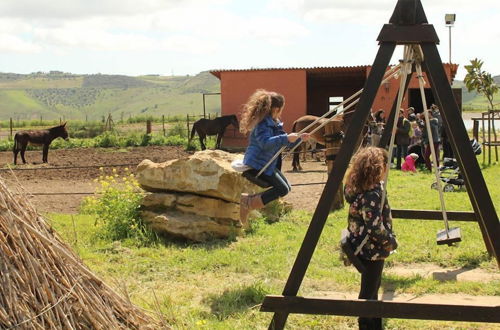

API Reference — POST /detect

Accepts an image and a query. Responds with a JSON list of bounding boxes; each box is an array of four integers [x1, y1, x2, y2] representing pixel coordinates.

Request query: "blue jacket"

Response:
[[243, 116, 296, 176]]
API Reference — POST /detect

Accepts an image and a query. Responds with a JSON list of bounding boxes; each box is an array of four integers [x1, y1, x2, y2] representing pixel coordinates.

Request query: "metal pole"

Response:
[[448, 26, 452, 65]]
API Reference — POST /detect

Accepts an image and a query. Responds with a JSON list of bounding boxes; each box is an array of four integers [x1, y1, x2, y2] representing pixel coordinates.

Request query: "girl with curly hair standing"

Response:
[[344, 147, 398, 330]]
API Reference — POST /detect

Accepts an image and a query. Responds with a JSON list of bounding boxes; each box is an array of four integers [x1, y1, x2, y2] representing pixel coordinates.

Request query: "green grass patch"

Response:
[[47, 161, 500, 329]]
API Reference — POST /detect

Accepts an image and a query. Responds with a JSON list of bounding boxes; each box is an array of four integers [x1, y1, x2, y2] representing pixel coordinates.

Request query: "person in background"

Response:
[[409, 120, 422, 146], [371, 109, 386, 147], [407, 107, 416, 122], [239, 89, 310, 226], [344, 147, 398, 330], [402, 153, 419, 172], [394, 110, 411, 170], [421, 110, 441, 171]]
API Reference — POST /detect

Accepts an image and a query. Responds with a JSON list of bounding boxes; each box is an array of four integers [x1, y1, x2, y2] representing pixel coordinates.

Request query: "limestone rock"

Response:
[[137, 150, 292, 241], [136, 150, 259, 203], [142, 192, 239, 221], [141, 210, 239, 242]]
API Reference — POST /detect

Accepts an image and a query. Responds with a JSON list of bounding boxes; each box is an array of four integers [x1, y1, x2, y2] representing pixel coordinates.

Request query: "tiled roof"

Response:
[[210, 63, 459, 80], [210, 66, 370, 79]]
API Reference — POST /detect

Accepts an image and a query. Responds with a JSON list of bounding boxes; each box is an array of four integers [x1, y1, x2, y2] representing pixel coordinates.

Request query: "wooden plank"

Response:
[[391, 209, 476, 221], [268, 42, 397, 330], [261, 295, 500, 323], [377, 24, 439, 44], [422, 43, 500, 266]]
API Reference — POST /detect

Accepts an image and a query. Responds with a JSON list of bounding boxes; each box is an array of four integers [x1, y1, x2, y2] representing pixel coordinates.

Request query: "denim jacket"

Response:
[[243, 116, 297, 176], [344, 183, 398, 261]]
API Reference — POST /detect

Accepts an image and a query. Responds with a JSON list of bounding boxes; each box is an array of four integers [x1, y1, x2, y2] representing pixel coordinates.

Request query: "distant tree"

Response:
[[464, 58, 498, 110]]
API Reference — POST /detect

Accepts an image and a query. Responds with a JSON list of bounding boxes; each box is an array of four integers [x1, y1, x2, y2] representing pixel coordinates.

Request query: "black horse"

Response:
[[13, 123, 69, 164], [190, 115, 239, 150]]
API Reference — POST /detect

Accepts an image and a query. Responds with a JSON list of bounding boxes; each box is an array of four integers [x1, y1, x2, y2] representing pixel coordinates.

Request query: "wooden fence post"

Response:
[[325, 121, 344, 211], [186, 114, 190, 139], [162, 115, 166, 136], [146, 120, 152, 134], [9, 118, 13, 141]]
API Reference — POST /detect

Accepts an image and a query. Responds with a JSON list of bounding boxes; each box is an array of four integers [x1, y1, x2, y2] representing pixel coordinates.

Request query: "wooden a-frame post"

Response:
[[262, 1, 500, 329]]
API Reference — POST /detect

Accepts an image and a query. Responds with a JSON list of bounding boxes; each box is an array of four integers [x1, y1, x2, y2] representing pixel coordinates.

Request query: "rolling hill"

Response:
[[458, 75, 500, 111], [1, 70, 497, 121], [0, 71, 221, 121]]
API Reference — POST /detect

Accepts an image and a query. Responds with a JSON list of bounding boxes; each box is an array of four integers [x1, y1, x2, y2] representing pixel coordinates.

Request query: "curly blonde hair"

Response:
[[239, 89, 285, 135], [344, 147, 388, 193]]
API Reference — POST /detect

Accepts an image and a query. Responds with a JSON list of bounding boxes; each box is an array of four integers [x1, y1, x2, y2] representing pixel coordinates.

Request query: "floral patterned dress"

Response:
[[344, 183, 398, 261]]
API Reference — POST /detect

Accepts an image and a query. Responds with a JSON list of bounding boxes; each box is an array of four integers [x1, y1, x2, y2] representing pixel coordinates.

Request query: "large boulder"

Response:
[[136, 150, 259, 203], [137, 150, 266, 241]]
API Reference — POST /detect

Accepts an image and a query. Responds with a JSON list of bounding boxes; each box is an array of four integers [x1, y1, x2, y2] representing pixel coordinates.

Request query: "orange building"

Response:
[[210, 64, 459, 148]]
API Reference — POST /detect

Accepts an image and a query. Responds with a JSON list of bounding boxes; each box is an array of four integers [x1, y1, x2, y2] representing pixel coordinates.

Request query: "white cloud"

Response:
[[0, 34, 41, 53], [13, 4, 308, 54], [268, 0, 500, 24], [0, 0, 229, 19]]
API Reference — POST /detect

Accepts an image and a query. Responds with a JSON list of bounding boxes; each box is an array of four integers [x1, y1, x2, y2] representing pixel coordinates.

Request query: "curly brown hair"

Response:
[[344, 147, 388, 193], [239, 89, 285, 135]]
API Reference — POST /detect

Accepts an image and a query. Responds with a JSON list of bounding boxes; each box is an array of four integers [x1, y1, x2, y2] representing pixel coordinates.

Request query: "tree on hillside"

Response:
[[464, 58, 498, 110]]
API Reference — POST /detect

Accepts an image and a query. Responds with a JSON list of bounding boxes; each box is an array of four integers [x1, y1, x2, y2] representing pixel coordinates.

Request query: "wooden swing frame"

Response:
[[260, 1, 500, 328]]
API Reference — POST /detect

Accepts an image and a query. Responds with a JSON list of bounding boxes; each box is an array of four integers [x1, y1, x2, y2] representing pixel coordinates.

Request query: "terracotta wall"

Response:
[[371, 64, 455, 116], [219, 70, 307, 148]]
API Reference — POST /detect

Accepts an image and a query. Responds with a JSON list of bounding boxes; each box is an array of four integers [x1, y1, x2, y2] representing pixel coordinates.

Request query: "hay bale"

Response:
[[0, 178, 164, 329]]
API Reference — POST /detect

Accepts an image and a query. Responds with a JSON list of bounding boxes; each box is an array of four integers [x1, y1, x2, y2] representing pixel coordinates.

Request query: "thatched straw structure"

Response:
[[0, 177, 163, 329]]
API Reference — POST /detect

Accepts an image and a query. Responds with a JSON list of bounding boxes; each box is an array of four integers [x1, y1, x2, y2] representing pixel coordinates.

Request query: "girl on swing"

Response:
[[344, 147, 398, 330], [239, 89, 310, 225]]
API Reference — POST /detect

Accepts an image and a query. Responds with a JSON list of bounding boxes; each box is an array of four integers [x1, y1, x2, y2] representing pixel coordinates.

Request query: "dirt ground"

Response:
[[0, 146, 327, 214]]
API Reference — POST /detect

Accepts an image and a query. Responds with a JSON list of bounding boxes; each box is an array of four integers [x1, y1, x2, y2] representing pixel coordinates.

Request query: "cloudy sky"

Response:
[[0, 0, 498, 80]]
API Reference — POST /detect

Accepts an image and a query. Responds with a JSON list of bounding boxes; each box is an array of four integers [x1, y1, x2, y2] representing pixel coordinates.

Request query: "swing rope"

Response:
[[380, 45, 414, 208], [415, 50, 451, 238], [379, 44, 453, 244], [256, 64, 403, 177]]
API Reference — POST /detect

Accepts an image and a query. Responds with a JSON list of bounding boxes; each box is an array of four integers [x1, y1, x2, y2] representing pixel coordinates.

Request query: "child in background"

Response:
[[239, 89, 310, 226], [402, 153, 419, 172]]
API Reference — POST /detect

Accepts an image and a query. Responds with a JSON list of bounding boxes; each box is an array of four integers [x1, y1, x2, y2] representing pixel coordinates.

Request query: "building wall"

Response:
[[216, 64, 456, 148], [371, 64, 456, 116], [219, 70, 307, 148]]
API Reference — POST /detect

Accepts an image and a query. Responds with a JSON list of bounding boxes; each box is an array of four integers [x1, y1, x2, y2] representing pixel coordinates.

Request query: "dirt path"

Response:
[[0, 147, 328, 214]]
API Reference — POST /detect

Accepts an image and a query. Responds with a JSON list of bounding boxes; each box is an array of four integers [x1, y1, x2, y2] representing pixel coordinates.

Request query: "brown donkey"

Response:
[[13, 123, 69, 164]]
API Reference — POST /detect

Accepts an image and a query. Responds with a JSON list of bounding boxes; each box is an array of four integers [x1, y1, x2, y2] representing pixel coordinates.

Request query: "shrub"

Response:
[[80, 168, 158, 246], [0, 140, 14, 152], [94, 132, 121, 148]]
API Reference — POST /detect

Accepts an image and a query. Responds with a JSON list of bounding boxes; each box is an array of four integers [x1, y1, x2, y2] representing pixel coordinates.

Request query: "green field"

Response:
[[48, 158, 500, 329], [459, 75, 500, 112], [0, 71, 221, 121]]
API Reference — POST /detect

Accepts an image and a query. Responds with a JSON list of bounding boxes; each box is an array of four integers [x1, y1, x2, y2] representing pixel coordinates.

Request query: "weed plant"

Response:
[[80, 168, 158, 246]]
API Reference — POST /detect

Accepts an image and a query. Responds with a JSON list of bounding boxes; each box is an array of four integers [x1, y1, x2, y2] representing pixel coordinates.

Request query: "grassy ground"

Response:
[[48, 160, 500, 329]]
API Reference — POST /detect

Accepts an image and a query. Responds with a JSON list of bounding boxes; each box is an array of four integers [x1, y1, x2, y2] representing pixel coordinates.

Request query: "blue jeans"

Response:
[[259, 169, 291, 205]]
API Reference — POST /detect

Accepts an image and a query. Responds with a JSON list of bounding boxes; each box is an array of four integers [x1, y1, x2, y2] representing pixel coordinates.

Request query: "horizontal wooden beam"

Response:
[[391, 209, 477, 221], [261, 295, 500, 323], [377, 24, 439, 44]]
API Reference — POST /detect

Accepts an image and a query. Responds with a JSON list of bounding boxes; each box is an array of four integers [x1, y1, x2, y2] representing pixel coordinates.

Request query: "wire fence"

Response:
[[0, 113, 219, 140]]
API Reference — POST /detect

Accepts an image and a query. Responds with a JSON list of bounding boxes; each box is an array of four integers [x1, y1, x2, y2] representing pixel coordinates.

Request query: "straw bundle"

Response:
[[0, 178, 163, 329]]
